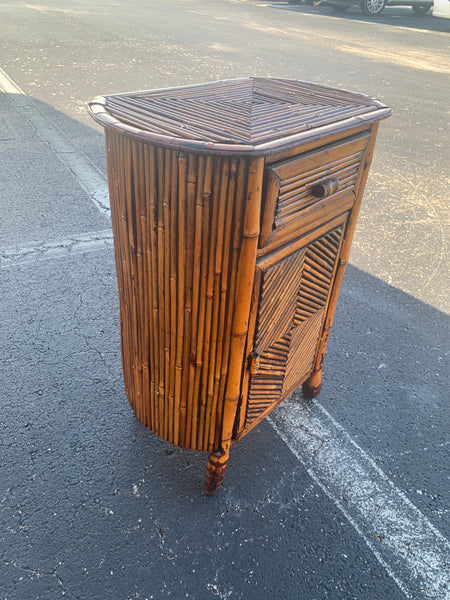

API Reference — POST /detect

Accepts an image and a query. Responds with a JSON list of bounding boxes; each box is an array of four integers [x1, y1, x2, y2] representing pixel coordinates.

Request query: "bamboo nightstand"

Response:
[[89, 77, 391, 495]]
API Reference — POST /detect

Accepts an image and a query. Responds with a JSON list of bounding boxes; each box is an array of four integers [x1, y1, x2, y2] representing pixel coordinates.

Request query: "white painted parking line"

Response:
[[269, 396, 450, 600], [0, 230, 114, 268], [0, 68, 110, 217]]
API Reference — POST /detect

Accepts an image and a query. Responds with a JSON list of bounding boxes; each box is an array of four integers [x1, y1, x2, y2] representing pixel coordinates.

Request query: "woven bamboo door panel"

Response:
[[244, 225, 345, 428], [105, 130, 255, 453]]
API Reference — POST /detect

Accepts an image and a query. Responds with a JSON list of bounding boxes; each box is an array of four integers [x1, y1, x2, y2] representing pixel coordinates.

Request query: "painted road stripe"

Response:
[[0, 230, 114, 268], [269, 396, 450, 600], [0, 68, 110, 217]]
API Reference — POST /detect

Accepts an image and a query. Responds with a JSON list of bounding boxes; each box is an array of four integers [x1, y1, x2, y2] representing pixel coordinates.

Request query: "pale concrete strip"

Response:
[[0, 68, 110, 217], [269, 396, 450, 600], [0, 230, 114, 268]]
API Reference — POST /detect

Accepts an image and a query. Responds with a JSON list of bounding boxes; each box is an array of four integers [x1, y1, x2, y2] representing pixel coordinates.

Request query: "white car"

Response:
[[327, 0, 433, 16], [433, 0, 450, 17]]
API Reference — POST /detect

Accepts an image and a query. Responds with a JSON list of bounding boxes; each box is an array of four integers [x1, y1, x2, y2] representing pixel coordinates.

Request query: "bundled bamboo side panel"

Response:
[[105, 132, 256, 452]]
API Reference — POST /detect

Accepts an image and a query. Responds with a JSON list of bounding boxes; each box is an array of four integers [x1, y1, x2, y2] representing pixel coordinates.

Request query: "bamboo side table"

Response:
[[89, 78, 390, 495]]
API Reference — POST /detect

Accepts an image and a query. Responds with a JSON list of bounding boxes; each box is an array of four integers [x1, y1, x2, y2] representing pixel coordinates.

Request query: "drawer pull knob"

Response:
[[311, 178, 339, 198]]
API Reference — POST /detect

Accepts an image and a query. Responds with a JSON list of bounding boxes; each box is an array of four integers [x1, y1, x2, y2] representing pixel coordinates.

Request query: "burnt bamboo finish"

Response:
[[89, 77, 390, 496], [105, 131, 255, 452]]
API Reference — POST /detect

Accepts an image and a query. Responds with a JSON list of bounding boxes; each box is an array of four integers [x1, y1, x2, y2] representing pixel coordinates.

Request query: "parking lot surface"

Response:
[[1, 1, 449, 598]]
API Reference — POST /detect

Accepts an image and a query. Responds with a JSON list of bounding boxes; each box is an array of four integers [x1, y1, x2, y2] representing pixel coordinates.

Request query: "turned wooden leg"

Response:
[[204, 450, 229, 496], [302, 368, 323, 399]]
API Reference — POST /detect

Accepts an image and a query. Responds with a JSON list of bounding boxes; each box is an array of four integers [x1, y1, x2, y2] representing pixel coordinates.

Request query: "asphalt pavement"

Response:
[[1, 1, 449, 599]]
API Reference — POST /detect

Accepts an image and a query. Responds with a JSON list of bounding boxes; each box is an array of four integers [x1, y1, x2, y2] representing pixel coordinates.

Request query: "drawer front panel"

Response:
[[260, 133, 369, 248], [245, 224, 345, 429]]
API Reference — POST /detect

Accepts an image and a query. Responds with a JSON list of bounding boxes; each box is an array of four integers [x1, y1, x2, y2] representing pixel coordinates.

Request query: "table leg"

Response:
[[204, 449, 229, 496], [302, 368, 322, 399]]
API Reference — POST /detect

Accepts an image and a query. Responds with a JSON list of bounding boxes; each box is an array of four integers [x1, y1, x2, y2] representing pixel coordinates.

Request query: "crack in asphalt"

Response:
[[3, 558, 65, 595]]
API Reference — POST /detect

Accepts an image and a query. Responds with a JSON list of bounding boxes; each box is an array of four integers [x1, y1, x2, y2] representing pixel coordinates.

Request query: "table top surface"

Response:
[[88, 77, 391, 154]]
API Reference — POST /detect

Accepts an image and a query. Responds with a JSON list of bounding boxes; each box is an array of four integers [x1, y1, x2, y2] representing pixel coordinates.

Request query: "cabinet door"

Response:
[[243, 222, 345, 430]]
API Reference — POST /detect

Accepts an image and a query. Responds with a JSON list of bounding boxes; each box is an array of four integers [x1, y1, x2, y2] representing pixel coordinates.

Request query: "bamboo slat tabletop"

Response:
[[89, 77, 390, 153]]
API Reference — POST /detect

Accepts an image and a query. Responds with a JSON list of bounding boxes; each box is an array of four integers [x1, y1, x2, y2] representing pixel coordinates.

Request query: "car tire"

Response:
[[360, 0, 385, 14], [330, 3, 350, 10], [412, 2, 432, 14]]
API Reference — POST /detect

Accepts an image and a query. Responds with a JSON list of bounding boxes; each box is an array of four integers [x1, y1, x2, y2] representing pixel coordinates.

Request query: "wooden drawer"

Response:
[[259, 133, 370, 251]]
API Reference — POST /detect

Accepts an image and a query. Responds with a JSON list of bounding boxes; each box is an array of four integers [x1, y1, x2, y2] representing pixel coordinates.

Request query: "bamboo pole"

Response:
[[206, 156, 264, 493], [185, 156, 207, 447], [207, 158, 237, 451], [197, 158, 222, 451], [123, 137, 141, 416], [155, 147, 166, 438], [168, 151, 179, 443], [191, 157, 214, 449], [161, 149, 171, 440], [156, 148, 168, 439], [138, 140, 151, 429], [147, 144, 160, 434], [142, 143, 154, 430], [215, 157, 247, 448], [132, 139, 146, 424], [236, 268, 262, 436], [115, 135, 132, 401], [205, 451, 229, 496], [174, 152, 187, 446], [180, 153, 197, 448], [304, 123, 380, 398], [203, 159, 229, 451]]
